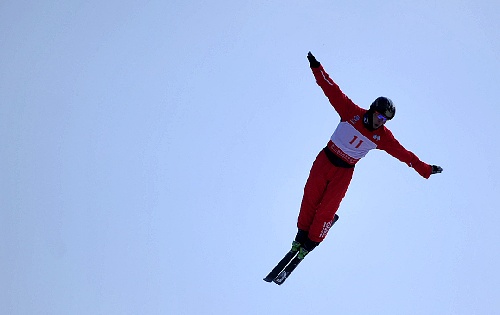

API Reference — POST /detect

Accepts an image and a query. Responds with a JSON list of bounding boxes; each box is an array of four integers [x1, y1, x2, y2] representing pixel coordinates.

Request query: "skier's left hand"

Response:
[[307, 52, 321, 68], [431, 165, 443, 174]]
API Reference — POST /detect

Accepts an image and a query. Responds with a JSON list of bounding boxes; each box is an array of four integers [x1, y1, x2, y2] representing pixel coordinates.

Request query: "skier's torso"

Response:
[[327, 106, 390, 166]]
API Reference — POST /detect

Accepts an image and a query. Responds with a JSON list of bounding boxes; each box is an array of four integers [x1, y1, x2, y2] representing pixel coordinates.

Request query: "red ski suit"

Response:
[[298, 65, 432, 243]]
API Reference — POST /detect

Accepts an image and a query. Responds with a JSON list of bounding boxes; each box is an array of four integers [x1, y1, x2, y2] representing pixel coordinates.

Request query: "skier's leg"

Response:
[[294, 229, 308, 245], [297, 151, 332, 232], [307, 167, 354, 243]]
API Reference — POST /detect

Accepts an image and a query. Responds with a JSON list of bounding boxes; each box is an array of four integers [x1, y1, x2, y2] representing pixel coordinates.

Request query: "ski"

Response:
[[265, 214, 339, 285], [273, 248, 307, 285], [263, 248, 299, 282]]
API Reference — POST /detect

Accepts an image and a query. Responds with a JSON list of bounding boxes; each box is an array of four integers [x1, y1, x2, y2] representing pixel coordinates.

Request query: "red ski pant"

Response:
[[297, 150, 354, 243]]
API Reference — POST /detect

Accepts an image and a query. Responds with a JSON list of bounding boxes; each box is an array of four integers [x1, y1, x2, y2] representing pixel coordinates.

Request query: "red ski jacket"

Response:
[[312, 65, 432, 179]]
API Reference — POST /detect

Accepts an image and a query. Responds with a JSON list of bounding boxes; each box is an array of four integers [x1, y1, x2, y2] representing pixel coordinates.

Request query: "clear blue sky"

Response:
[[2, 1, 499, 314]]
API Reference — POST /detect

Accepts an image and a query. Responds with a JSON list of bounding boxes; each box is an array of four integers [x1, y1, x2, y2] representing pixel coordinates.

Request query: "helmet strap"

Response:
[[363, 110, 376, 131]]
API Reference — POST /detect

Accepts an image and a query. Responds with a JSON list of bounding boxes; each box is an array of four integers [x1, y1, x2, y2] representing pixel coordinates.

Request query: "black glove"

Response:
[[307, 51, 320, 68], [431, 165, 443, 174]]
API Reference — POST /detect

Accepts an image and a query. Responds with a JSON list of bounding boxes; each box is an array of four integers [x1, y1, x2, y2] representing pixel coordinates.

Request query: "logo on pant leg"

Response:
[[319, 220, 333, 239]]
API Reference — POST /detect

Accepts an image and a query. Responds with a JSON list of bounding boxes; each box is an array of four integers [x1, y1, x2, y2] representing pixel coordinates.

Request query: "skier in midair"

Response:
[[265, 52, 443, 284]]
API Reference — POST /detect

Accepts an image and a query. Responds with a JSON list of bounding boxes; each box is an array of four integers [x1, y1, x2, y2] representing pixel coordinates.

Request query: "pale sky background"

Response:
[[1, 1, 499, 314]]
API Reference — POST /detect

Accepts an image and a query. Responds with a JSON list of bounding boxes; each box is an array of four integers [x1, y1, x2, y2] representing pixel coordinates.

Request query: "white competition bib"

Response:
[[330, 122, 377, 162]]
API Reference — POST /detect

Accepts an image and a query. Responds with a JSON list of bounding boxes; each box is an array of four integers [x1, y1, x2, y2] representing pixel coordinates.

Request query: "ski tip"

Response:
[[273, 272, 288, 285], [263, 277, 274, 283]]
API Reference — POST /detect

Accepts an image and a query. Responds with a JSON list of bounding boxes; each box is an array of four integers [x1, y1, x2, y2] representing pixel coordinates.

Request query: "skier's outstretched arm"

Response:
[[307, 52, 359, 119], [381, 131, 443, 178]]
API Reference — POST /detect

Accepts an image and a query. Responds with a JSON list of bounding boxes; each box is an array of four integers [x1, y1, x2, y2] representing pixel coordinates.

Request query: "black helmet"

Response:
[[370, 97, 395, 120]]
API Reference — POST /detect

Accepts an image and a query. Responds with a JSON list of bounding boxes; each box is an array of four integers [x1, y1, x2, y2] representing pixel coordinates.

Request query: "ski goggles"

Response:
[[375, 112, 388, 123]]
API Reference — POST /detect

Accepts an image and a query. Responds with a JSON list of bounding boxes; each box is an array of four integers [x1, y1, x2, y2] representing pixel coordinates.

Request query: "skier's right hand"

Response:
[[431, 165, 443, 175], [307, 52, 320, 68]]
